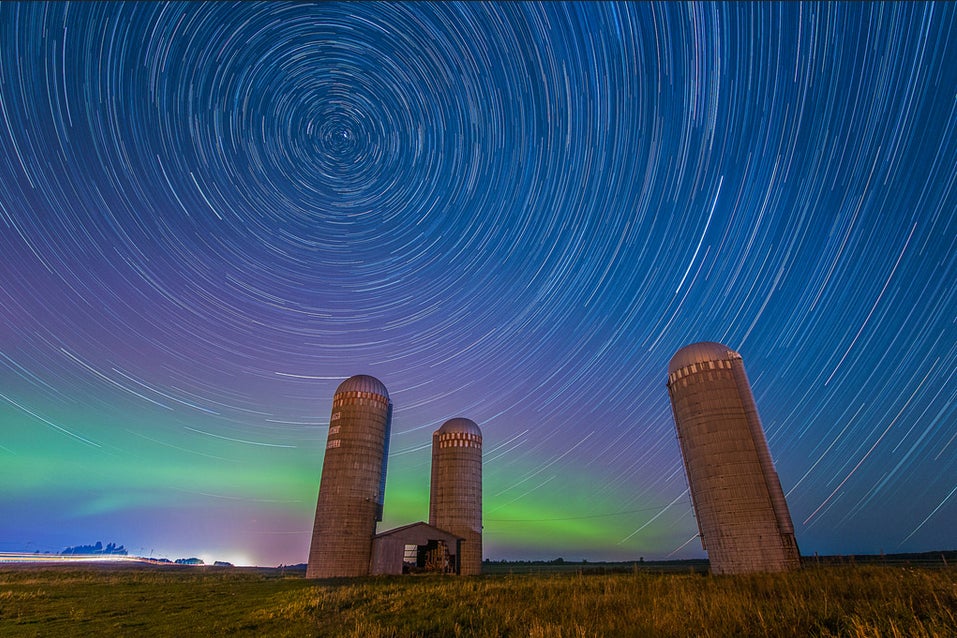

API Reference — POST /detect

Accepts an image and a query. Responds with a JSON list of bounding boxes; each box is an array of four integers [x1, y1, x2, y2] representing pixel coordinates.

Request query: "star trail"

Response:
[[1, 2, 955, 566]]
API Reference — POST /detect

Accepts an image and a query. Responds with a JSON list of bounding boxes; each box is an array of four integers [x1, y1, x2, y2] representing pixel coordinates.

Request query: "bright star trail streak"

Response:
[[1, 2, 955, 566]]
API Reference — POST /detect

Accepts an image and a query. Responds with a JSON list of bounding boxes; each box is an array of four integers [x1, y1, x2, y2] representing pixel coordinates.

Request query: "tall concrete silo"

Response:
[[667, 342, 800, 574], [307, 375, 392, 578], [429, 418, 483, 575]]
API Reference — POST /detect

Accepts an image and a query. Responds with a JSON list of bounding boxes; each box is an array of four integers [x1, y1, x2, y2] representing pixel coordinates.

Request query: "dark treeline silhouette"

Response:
[[62, 541, 127, 556], [174, 557, 204, 565]]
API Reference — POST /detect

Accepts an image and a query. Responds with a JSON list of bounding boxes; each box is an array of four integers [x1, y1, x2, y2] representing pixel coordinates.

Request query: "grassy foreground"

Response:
[[1, 563, 955, 637]]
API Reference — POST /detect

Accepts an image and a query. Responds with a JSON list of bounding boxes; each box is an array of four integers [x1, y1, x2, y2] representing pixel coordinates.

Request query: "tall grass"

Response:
[[1, 564, 955, 637]]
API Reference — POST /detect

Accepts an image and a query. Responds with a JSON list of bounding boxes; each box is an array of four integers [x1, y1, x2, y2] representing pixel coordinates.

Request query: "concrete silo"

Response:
[[307, 375, 392, 578], [667, 342, 800, 574], [429, 418, 483, 575]]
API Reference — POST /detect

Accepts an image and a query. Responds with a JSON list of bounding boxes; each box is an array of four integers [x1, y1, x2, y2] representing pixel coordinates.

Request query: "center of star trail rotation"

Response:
[[0, 2, 954, 565]]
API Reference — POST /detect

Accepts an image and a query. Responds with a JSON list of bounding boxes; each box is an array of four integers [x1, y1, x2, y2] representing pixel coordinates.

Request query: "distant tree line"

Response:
[[174, 557, 204, 565], [61, 541, 127, 556]]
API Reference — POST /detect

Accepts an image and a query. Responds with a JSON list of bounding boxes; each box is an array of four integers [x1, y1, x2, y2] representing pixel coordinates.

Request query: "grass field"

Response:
[[1, 562, 955, 637]]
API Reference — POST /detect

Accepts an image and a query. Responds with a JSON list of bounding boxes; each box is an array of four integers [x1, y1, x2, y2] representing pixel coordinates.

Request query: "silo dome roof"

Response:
[[335, 374, 389, 398], [437, 417, 481, 437], [668, 341, 739, 374]]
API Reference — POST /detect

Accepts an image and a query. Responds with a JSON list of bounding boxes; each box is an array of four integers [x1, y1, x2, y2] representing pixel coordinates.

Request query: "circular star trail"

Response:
[[0, 2, 954, 564]]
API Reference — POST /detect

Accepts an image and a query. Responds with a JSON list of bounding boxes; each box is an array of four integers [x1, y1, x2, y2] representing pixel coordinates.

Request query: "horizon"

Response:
[[1, 2, 955, 568], [5, 547, 956, 570]]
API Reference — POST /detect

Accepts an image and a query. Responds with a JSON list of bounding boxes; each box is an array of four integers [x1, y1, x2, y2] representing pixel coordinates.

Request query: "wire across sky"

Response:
[[1, 2, 954, 566]]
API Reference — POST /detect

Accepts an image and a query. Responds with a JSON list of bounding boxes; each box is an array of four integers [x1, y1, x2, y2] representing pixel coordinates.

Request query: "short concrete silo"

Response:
[[429, 418, 482, 575], [307, 375, 392, 578], [667, 342, 800, 574]]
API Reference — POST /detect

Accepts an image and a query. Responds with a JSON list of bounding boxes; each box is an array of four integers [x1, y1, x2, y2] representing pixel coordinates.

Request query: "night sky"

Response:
[[1, 2, 955, 567]]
